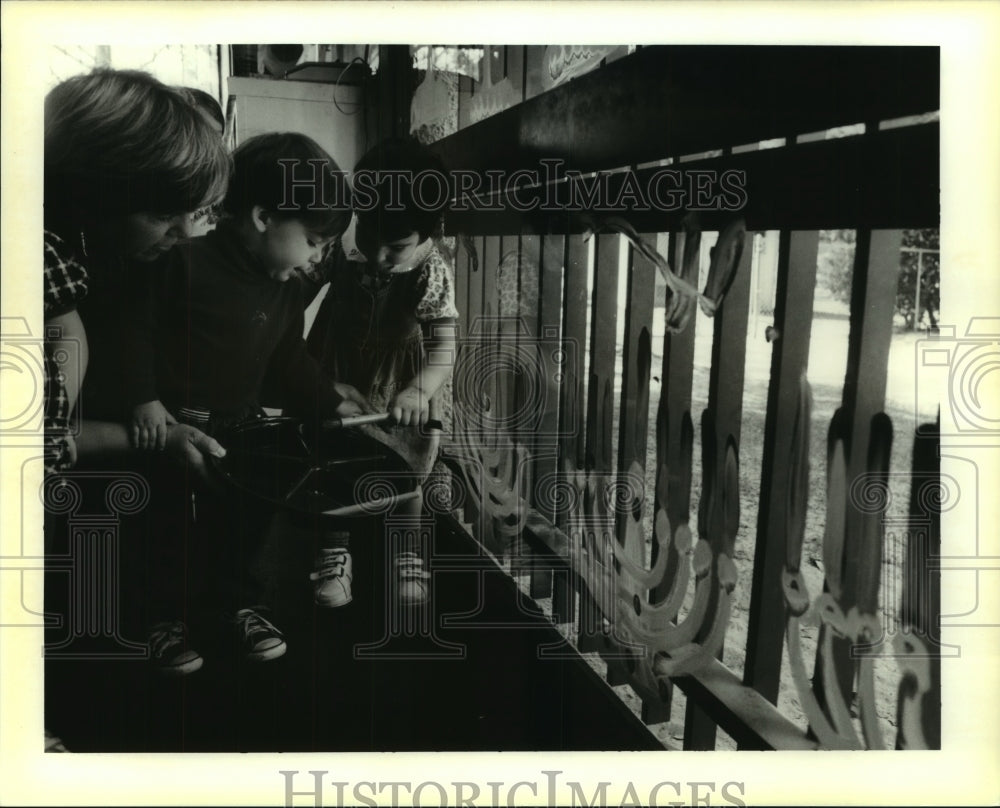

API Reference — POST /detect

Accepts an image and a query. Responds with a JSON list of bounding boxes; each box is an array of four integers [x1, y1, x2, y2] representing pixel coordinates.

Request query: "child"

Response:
[[303, 137, 459, 608], [123, 132, 365, 671]]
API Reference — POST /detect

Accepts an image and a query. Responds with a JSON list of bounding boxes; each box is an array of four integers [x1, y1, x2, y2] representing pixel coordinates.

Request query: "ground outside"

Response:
[[44, 511, 661, 752]]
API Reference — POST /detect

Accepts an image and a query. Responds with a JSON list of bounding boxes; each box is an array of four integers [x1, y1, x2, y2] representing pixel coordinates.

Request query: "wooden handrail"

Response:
[[430, 45, 938, 176], [441, 123, 938, 236]]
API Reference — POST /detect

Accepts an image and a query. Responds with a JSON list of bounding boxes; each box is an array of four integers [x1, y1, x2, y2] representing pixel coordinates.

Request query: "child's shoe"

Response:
[[234, 608, 287, 661], [147, 620, 204, 676], [310, 547, 353, 607], [394, 551, 431, 606]]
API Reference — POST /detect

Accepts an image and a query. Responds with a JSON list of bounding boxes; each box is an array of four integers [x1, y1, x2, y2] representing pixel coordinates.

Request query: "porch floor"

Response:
[[45, 514, 662, 752]]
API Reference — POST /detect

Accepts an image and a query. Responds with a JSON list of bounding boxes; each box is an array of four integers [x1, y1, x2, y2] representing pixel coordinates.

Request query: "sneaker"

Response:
[[394, 551, 431, 606], [147, 620, 204, 676], [234, 608, 287, 661], [310, 547, 353, 608]]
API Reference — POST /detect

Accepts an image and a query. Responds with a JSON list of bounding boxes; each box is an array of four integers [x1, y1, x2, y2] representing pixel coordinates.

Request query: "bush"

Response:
[[817, 228, 939, 331]]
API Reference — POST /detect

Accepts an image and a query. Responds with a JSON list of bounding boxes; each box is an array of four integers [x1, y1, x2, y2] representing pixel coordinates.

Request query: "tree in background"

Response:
[[817, 228, 939, 331], [898, 229, 940, 331], [816, 229, 856, 309]]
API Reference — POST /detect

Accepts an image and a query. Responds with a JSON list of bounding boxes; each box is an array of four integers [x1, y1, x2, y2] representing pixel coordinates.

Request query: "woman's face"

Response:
[[119, 212, 197, 262]]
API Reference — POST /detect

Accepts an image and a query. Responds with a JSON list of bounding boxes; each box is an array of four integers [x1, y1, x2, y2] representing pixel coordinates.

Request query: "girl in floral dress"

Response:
[[302, 138, 458, 608]]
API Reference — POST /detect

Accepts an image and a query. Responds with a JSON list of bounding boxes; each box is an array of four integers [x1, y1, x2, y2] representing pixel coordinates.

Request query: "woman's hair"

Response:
[[44, 69, 231, 228], [176, 86, 226, 133], [223, 132, 352, 239], [352, 137, 450, 242]]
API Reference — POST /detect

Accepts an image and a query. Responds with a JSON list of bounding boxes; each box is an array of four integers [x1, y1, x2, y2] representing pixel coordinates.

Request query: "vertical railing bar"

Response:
[[534, 234, 566, 519], [450, 234, 472, 530], [463, 235, 486, 545], [608, 235, 657, 694], [651, 230, 698, 603], [458, 65, 473, 132], [683, 230, 754, 750], [466, 235, 485, 337], [496, 233, 532, 592], [506, 45, 526, 105], [559, 232, 592, 638], [897, 418, 941, 749], [516, 233, 554, 598], [552, 234, 581, 625], [481, 235, 504, 557], [584, 233, 621, 658], [813, 227, 903, 722], [843, 229, 903, 613], [500, 233, 528, 585], [615, 237, 656, 566], [453, 235, 470, 340], [744, 230, 820, 710], [646, 229, 696, 722]]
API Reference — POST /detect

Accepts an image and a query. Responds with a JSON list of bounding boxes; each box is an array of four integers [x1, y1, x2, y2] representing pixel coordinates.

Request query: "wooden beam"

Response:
[[429, 46, 938, 175], [673, 660, 819, 751]]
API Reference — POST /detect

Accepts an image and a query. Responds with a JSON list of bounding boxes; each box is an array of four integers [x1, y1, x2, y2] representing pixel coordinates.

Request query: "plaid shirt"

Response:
[[43, 230, 89, 472]]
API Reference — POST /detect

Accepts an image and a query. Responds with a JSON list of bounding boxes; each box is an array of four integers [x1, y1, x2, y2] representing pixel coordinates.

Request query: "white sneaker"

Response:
[[394, 551, 430, 606], [310, 547, 353, 607]]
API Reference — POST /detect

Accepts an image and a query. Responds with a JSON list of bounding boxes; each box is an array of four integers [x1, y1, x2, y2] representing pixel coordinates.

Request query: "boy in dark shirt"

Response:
[[128, 132, 361, 442], [125, 133, 364, 672]]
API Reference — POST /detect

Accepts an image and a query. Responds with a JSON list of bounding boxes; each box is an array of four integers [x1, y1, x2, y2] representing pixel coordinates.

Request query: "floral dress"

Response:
[[304, 217, 458, 477]]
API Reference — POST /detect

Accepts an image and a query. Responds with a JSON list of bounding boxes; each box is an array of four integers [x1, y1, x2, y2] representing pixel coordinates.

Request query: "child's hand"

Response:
[[131, 400, 177, 450], [333, 382, 375, 416], [389, 387, 430, 427]]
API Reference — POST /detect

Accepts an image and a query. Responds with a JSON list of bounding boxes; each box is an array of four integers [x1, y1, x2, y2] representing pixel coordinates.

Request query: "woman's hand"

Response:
[[63, 433, 78, 468], [164, 423, 226, 486], [389, 386, 430, 427], [333, 382, 375, 417], [131, 399, 177, 450], [334, 398, 364, 417]]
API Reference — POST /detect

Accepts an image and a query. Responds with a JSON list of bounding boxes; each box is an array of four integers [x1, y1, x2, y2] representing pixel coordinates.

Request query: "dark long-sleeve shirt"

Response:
[[121, 223, 342, 421]]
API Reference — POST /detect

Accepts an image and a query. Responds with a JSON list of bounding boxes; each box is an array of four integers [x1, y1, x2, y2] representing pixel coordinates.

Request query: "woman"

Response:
[[42, 70, 232, 697], [43, 68, 232, 473]]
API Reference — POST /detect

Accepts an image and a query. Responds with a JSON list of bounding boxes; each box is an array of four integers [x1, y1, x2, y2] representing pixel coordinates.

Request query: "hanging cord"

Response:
[[332, 55, 371, 116], [580, 214, 744, 333]]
